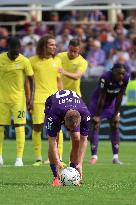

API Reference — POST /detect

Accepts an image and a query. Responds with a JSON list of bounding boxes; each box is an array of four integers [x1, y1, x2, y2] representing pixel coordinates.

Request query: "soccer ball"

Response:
[[60, 167, 80, 186]]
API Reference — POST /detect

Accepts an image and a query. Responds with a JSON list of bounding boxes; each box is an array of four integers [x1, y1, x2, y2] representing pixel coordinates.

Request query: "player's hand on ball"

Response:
[[57, 161, 65, 177], [58, 161, 65, 170]]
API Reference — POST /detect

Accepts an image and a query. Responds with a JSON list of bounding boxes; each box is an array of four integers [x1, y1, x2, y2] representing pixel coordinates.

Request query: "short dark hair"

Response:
[[8, 37, 20, 49], [69, 38, 81, 47], [112, 63, 126, 71]]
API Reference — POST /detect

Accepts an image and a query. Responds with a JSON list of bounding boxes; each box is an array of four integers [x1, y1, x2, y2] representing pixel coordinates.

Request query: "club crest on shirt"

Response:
[[16, 64, 20, 68], [100, 78, 105, 88], [71, 64, 77, 69], [52, 63, 56, 67]]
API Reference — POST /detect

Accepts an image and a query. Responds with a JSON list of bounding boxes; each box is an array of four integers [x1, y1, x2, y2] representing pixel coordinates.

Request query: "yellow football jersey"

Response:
[[29, 56, 62, 103], [57, 52, 88, 96], [0, 52, 33, 103]]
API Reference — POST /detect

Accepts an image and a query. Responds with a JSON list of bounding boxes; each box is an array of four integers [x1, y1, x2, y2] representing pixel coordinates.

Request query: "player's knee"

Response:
[[91, 121, 100, 131], [111, 123, 118, 131], [92, 124, 99, 132], [33, 124, 42, 132], [0, 126, 4, 132]]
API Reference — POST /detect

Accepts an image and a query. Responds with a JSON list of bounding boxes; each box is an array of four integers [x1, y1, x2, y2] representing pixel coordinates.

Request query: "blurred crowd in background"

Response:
[[1, 9, 136, 77]]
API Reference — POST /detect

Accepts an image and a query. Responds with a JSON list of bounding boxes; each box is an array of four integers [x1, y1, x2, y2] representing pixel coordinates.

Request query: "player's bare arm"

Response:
[[48, 136, 64, 170], [25, 78, 31, 106], [93, 92, 106, 128], [27, 75, 35, 112], [77, 135, 88, 178], [59, 68, 83, 80], [57, 76, 63, 90], [114, 92, 124, 117], [95, 92, 106, 117]]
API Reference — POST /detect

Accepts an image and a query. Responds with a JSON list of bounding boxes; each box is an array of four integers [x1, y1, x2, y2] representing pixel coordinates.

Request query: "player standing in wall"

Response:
[[0, 37, 34, 166], [29, 35, 64, 166], [58, 38, 88, 96]]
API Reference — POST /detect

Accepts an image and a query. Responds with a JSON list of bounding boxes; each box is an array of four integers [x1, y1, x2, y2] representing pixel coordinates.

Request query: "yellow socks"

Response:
[[32, 130, 42, 161], [0, 126, 4, 156], [15, 126, 25, 158]]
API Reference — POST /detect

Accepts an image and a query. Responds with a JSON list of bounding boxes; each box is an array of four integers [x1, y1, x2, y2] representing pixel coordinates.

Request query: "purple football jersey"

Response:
[[90, 71, 129, 118], [45, 90, 90, 137]]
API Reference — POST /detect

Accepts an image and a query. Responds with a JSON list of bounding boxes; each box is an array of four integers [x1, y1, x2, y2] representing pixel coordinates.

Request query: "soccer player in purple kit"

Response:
[[89, 63, 129, 165], [44, 90, 90, 186]]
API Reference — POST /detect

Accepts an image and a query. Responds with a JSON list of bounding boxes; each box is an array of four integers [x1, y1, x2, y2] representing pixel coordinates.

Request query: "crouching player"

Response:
[[45, 90, 90, 186]]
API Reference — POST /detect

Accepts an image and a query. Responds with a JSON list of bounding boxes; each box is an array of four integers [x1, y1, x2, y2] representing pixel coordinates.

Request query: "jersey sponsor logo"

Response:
[[107, 88, 120, 93]]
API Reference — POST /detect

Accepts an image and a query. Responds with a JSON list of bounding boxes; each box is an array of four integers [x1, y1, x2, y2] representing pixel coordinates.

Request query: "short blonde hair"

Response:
[[64, 109, 81, 130]]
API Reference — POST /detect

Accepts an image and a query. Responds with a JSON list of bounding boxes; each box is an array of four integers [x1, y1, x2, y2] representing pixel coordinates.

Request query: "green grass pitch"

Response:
[[0, 140, 136, 205]]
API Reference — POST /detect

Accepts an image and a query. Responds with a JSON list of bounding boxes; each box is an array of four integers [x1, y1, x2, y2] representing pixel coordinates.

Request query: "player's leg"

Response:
[[109, 116, 122, 164], [32, 124, 43, 165], [44, 129, 63, 164], [14, 125, 25, 166], [70, 132, 80, 168], [32, 103, 44, 166], [13, 103, 26, 166], [0, 126, 4, 166], [89, 119, 100, 164], [48, 135, 61, 186], [44, 129, 65, 165], [57, 129, 63, 161], [0, 103, 11, 165]]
